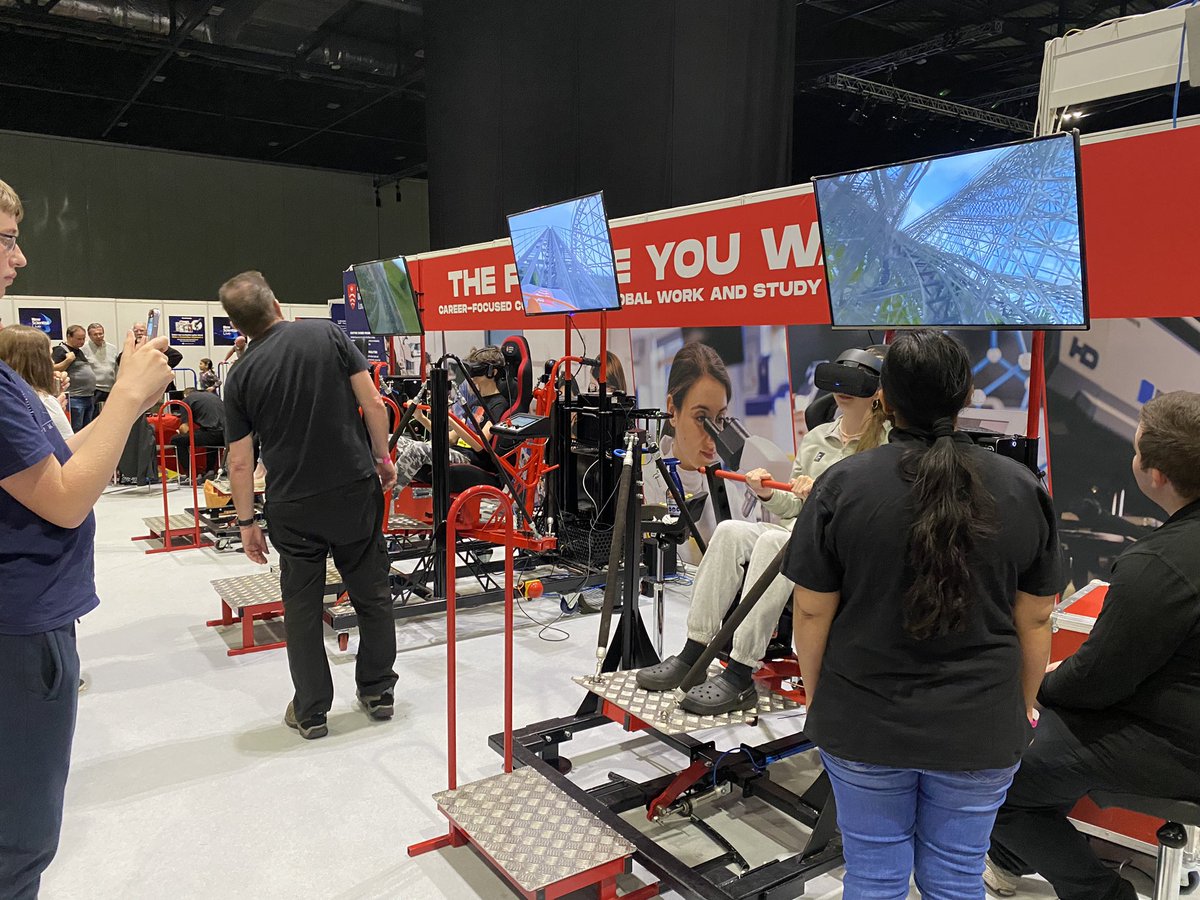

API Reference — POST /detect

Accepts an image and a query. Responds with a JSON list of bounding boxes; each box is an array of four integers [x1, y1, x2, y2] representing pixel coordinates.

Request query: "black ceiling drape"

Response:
[[424, 0, 796, 250]]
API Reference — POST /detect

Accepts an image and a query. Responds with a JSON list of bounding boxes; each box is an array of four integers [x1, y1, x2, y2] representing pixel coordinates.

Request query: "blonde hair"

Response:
[[0, 179, 23, 222], [0, 325, 55, 394], [853, 344, 890, 452]]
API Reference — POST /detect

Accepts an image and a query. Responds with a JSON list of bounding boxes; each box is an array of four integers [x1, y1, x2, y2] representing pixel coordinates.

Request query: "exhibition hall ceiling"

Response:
[[0, 0, 1193, 180]]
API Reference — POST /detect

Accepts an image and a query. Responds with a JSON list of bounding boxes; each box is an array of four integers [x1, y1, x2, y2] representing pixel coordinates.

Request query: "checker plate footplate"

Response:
[[142, 514, 199, 532], [433, 767, 631, 892], [210, 573, 281, 608], [572, 664, 804, 735]]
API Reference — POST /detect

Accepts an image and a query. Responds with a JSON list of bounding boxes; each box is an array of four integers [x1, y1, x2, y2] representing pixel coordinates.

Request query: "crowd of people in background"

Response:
[[0, 305, 231, 486]]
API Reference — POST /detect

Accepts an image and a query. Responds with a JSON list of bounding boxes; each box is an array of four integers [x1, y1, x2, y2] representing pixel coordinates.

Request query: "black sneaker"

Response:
[[358, 691, 394, 720], [284, 702, 328, 739]]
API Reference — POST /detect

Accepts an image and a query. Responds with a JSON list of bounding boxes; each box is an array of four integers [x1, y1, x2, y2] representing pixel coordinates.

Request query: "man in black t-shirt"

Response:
[[171, 388, 225, 480], [987, 392, 1200, 900], [51, 325, 97, 428], [394, 346, 518, 489], [219, 271, 397, 741]]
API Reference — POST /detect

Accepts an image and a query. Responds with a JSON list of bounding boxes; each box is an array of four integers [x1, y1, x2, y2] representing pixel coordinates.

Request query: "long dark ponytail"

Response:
[[881, 331, 995, 640]]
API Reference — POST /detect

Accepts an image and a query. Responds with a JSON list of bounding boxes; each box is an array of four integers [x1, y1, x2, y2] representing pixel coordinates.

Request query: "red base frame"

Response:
[[409, 811, 657, 900], [205, 599, 286, 656]]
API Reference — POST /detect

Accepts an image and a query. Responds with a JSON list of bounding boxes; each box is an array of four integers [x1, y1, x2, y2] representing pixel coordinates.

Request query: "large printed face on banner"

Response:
[[1043, 317, 1200, 589], [628, 326, 795, 540]]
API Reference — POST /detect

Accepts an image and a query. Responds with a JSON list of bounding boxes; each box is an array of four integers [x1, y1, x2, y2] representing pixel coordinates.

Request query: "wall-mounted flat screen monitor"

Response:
[[813, 132, 1089, 330], [351, 255, 423, 336], [506, 192, 623, 317]]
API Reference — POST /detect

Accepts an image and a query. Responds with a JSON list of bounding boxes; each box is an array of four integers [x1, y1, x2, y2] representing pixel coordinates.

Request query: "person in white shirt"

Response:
[[85, 322, 118, 409], [638, 346, 889, 715], [0, 325, 74, 439]]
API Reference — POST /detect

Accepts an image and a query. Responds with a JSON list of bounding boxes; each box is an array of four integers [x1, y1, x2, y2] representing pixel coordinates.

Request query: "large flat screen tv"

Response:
[[351, 255, 423, 336], [813, 132, 1089, 330], [506, 192, 623, 317]]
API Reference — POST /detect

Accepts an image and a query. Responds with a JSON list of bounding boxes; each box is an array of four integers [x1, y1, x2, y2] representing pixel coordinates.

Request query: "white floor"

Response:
[[41, 485, 1155, 899]]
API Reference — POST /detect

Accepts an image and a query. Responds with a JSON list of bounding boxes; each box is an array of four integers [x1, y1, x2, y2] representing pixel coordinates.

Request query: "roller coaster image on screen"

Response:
[[352, 256, 423, 336], [814, 133, 1087, 329], [507, 193, 622, 316]]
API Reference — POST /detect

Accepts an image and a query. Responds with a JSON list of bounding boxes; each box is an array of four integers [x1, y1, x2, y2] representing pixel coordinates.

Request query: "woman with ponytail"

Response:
[[781, 330, 1064, 900]]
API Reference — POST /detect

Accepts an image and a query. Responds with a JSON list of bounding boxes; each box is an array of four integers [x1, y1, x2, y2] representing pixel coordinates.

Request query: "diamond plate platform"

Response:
[[573, 664, 804, 735], [142, 514, 200, 532], [210, 572, 282, 609], [388, 513, 432, 531], [433, 767, 633, 894]]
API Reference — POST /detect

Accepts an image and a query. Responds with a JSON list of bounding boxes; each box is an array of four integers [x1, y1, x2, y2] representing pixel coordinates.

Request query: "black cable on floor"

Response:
[[516, 593, 571, 642]]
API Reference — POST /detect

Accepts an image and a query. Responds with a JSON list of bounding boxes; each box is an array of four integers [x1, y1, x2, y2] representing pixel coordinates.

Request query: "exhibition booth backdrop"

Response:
[[405, 116, 1200, 593], [0, 296, 326, 385], [3, 117, 1196, 590]]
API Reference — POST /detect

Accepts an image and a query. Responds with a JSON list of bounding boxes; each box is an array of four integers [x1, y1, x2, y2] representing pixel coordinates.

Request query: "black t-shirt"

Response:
[[464, 392, 518, 470], [783, 429, 1064, 771], [1040, 499, 1200, 755], [51, 344, 96, 397], [223, 321, 373, 503], [183, 391, 225, 433]]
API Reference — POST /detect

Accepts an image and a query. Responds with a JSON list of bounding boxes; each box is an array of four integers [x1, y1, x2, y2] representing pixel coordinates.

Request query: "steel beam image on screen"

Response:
[[814, 133, 1087, 329], [352, 256, 423, 336], [507, 192, 622, 316]]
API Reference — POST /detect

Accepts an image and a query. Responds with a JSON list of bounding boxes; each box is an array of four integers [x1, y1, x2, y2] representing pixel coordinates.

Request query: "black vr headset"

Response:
[[813, 348, 883, 398], [463, 355, 502, 381]]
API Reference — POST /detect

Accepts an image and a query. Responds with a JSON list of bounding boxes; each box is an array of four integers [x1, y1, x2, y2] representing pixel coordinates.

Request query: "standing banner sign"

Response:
[[212, 316, 240, 346], [168, 315, 205, 347], [18, 307, 63, 340]]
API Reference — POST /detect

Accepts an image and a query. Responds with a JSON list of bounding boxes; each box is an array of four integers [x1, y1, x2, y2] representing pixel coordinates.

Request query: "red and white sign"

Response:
[[407, 120, 1200, 331], [410, 191, 830, 331]]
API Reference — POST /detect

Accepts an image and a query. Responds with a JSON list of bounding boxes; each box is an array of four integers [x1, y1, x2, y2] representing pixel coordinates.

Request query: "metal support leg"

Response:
[[1155, 821, 1188, 900], [653, 541, 665, 657]]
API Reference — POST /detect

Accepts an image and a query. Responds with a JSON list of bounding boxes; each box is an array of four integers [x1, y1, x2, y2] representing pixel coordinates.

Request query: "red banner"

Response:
[[411, 191, 829, 331], [409, 122, 1200, 330]]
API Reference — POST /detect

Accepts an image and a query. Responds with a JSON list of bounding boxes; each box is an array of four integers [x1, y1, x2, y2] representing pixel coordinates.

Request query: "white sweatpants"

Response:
[[685, 519, 795, 668]]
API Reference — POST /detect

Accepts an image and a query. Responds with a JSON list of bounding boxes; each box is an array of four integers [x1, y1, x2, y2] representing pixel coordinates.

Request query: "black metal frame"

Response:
[[488, 717, 842, 900], [481, 419, 843, 899]]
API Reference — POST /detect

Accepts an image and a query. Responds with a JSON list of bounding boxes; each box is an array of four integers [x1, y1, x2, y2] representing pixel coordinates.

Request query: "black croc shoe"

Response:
[[679, 672, 758, 716], [635, 655, 692, 692]]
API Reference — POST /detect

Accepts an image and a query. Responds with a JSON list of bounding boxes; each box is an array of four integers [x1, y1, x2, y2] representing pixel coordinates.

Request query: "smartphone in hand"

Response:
[[146, 308, 162, 340]]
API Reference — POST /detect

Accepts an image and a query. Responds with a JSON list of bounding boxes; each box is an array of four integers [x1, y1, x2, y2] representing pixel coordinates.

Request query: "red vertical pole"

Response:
[[503, 501, 514, 774], [446, 510, 458, 791], [156, 403, 170, 539], [563, 318, 572, 383], [1026, 331, 1046, 440], [599, 312, 608, 383]]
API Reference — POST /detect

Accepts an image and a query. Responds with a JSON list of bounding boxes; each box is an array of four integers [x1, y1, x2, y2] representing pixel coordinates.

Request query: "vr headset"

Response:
[[813, 348, 883, 398], [463, 356, 503, 381]]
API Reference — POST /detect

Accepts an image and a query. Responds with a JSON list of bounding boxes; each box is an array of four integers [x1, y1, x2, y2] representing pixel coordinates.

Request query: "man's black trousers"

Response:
[[265, 476, 398, 722], [170, 428, 225, 476], [990, 706, 1200, 900]]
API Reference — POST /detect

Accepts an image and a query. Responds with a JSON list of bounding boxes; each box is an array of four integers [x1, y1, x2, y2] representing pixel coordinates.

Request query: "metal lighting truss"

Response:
[[838, 19, 1005, 78], [826, 139, 1081, 326], [820, 72, 1032, 133]]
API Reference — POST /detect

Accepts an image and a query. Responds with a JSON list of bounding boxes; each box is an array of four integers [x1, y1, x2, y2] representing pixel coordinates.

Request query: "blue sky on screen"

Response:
[[508, 197, 583, 254], [898, 144, 1010, 228]]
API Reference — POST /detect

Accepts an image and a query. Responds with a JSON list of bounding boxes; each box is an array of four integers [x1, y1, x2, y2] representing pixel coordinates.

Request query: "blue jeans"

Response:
[[67, 395, 95, 430], [820, 750, 1018, 900], [0, 624, 80, 900]]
